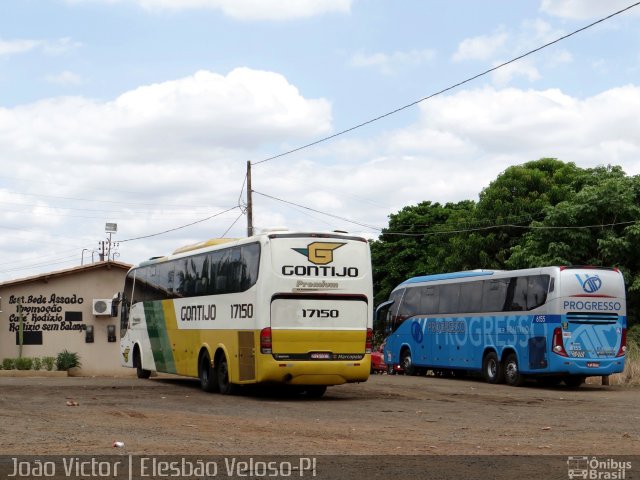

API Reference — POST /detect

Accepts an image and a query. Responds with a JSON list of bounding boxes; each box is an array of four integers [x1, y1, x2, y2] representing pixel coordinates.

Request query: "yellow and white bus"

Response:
[[113, 229, 373, 397]]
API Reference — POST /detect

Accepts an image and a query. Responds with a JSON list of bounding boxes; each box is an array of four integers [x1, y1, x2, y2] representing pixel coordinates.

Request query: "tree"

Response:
[[472, 158, 587, 266], [507, 171, 640, 323], [370, 200, 475, 304]]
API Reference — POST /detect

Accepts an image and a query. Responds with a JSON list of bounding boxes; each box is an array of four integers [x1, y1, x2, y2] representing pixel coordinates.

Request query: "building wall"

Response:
[[0, 265, 134, 376]]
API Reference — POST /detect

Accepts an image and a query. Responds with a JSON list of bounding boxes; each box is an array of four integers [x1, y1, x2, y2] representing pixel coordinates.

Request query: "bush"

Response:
[[15, 357, 33, 370], [32, 357, 42, 371], [42, 357, 55, 371], [628, 324, 640, 347], [2, 358, 15, 370], [55, 350, 81, 371]]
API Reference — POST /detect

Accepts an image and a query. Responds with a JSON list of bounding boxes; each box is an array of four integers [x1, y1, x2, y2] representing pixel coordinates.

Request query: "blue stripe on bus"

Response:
[[400, 270, 496, 285]]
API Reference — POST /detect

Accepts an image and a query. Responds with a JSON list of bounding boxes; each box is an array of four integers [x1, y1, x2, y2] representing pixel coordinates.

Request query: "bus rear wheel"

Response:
[[216, 354, 238, 395], [134, 348, 151, 379], [198, 352, 218, 393], [483, 352, 503, 384], [563, 376, 586, 388], [304, 386, 327, 398], [503, 353, 525, 387]]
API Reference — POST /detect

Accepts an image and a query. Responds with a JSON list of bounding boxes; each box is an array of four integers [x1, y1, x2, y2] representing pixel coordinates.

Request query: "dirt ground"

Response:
[[0, 373, 639, 458]]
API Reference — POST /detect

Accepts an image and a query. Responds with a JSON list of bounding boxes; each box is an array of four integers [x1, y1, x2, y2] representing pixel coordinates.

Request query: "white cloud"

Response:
[[453, 19, 570, 88], [350, 49, 436, 75], [491, 59, 541, 85], [0, 37, 81, 57], [65, 0, 353, 20], [0, 38, 41, 56], [540, 0, 640, 20], [41, 37, 83, 56], [2, 70, 640, 279], [45, 71, 84, 86], [452, 31, 508, 62]]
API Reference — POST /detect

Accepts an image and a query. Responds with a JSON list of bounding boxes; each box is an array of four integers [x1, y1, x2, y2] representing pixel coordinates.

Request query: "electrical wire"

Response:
[[220, 211, 245, 237], [381, 220, 640, 237], [251, 1, 640, 167], [253, 190, 382, 231], [119, 206, 241, 243], [252, 189, 640, 237]]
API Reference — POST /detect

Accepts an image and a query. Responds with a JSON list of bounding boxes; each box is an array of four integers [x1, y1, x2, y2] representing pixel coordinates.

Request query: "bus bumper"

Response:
[[545, 355, 625, 376], [256, 356, 371, 385]]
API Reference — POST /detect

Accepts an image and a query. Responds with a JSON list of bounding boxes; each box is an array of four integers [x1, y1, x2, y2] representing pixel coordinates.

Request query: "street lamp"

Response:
[[105, 223, 117, 261]]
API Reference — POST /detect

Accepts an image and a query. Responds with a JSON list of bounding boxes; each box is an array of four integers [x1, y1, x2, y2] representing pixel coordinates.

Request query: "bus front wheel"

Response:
[[401, 350, 415, 376], [216, 354, 238, 395], [134, 348, 151, 379], [483, 352, 503, 384], [503, 353, 525, 387]]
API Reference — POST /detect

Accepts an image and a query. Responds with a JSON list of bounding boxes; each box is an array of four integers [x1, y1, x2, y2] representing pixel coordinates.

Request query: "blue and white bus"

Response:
[[377, 267, 627, 387]]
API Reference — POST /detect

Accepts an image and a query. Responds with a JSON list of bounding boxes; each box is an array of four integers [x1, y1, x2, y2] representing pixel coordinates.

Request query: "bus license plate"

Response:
[[586, 362, 600, 368], [310, 352, 331, 360]]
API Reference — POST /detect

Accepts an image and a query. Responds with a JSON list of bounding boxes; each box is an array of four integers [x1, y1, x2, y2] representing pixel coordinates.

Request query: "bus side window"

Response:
[[400, 287, 421, 319], [505, 276, 528, 311], [157, 262, 176, 299], [227, 247, 243, 293], [215, 250, 231, 294], [420, 286, 439, 315], [240, 243, 261, 291], [438, 284, 460, 314], [527, 275, 550, 310], [459, 281, 482, 313], [482, 279, 509, 313]]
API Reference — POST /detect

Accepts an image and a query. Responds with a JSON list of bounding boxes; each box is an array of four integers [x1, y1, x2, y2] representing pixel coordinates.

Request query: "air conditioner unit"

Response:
[[92, 299, 112, 316]]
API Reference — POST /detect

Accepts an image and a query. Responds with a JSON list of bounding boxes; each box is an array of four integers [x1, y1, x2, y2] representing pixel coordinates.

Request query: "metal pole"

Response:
[[246, 160, 253, 237], [17, 299, 24, 359]]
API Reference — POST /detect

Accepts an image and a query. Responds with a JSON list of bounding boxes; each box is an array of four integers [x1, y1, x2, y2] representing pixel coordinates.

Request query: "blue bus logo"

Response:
[[575, 274, 602, 294], [411, 321, 424, 344]]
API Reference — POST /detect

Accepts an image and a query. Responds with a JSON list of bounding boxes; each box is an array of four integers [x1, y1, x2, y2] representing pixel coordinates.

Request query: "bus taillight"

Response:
[[260, 327, 272, 354], [552, 327, 568, 357], [617, 328, 627, 357], [365, 328, 373, 354]]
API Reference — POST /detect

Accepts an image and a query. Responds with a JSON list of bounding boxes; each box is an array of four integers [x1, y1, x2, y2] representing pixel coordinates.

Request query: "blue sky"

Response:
[[1, 0, 639, 279]]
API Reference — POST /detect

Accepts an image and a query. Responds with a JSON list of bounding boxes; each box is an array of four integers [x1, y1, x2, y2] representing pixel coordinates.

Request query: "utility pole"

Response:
[[246, 160, 253, 237]]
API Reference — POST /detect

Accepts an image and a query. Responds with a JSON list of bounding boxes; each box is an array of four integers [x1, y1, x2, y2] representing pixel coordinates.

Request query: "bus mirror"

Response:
[[111, 292, 121, 317]]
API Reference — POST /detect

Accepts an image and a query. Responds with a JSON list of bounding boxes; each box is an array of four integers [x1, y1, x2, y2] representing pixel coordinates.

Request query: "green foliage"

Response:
[[371, 200, 477, 304], [372, 159, 640, 326], [15, 357, 33, 370], [628, 324, 640, 348], [42, 356, 55, 371], [32, 357, 42, 371], [2, 358, 16, 370], [55, 350, 81, 371]]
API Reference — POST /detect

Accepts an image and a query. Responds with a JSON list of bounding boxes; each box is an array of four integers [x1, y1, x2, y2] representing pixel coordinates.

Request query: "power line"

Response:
[[119, 206, 241, 243], [253, 190, 640, 237], [220, 212, 245, 237], [253, 190, 382, 231], [382, 220, 640, 237], [251, 1, 640, 167]]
